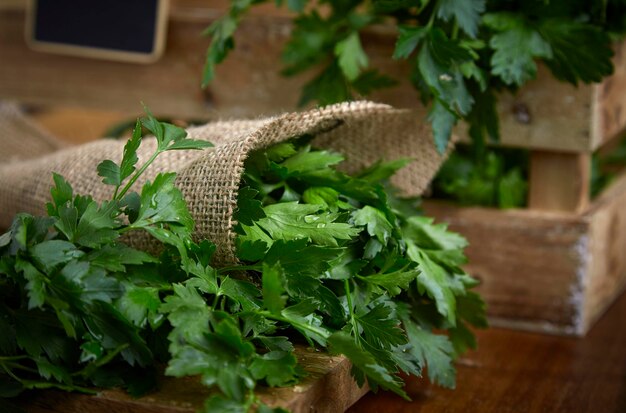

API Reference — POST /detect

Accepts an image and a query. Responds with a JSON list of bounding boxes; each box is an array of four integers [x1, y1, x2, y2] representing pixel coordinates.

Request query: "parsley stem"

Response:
[[259, 311, 330, 340], [116, 150, 161, 200], [426, 8, 437, 30], [5, 362, 38, 374], [344, 279, 358, 336], [212, 293, 221, 309], [0, 363, 23, 383], [0, 356, 29, 361], [451, 21, 459, 40], [416, 0, 431, 15], [217, 265, 262, 274]]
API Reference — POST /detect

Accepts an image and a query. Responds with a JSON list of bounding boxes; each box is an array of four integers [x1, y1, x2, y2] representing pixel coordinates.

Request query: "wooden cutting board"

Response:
[[17, 350, 368, 413]]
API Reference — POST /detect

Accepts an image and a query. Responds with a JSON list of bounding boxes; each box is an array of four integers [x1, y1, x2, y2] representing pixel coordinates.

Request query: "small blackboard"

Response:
[[27, 0, 169, 63]]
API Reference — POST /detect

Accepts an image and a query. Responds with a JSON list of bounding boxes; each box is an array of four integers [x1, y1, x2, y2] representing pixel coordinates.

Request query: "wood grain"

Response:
[[31, 107, 131, 143], [583, 171, 626, 331], [593, 40, 626, 149], [3, 2, 626, 152], [348, 288, 626, 413], [423, 171, 626, 336], [17, 348, 367, 413], [422, 201, 590, 335], [528, 151, 591, 213]]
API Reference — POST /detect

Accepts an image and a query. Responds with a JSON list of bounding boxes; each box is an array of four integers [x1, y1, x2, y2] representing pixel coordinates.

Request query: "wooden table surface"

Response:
[[349, 291, 626, 413]]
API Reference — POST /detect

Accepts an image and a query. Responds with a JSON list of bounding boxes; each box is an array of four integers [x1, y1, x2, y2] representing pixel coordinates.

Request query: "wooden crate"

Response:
[[2, 1, 626, 341], [423, 172, 626, 336]]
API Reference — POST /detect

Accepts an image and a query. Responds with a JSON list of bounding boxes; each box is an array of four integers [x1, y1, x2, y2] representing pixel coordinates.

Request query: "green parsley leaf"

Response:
[[281, 299, 330, 346], [352, 206, 394, 244], [437, 0, 486, 38], [279, 146, 344, 176], [328, 331, 407, 398], [359, 265, 420, 297], [408, 248, 456, 325], [96, 160, 121, 187], [393, 26, 428, 59], [73, 201, 120, 248], [356, 304, 406, 349], [403, 216, 468, 251], [132, 173, 194, 232], [262, 263, 287, 315], [249, 351, 299, 387], [335, 32, 369, 81], [235, 187, 266, 226], [428, 100, 458, 154], [298, 62, 352, 107], [483, 13, 552, 86], [116, 286, 162, 328], [242, 203, 360, 247], [539, 19, 613, 85], [404, 320, 456, 388], [264, 239, 341, 277]]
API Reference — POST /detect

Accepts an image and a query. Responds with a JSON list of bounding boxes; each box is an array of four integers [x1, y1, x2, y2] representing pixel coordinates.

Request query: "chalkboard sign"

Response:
[[27, 0, 169, 63]]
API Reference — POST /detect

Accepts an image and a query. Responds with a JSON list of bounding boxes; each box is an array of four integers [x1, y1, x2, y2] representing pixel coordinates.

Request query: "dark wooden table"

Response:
[[350, 291, 626, 413]]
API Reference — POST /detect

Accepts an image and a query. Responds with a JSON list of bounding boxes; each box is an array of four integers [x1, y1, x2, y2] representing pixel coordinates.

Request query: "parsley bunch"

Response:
[[203, 0, 624, 151], [0, 115, 486, 412]]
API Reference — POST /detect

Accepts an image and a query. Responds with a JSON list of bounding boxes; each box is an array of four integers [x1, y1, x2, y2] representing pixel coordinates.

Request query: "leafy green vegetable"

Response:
[[201, 1, 620, 151], [483, 13, 553, 86], [1, 115, 486, 412], [432, 146, 529, 208]]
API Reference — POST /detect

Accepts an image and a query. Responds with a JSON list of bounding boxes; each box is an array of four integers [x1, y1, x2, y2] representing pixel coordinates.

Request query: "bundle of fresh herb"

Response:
[[203, 0, 624, 151], [0, 113, 486, 412]]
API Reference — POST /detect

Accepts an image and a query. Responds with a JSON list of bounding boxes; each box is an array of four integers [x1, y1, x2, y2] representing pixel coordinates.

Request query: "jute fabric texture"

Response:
[[0, 101, 449, 264], [0, 102, 65, 163]]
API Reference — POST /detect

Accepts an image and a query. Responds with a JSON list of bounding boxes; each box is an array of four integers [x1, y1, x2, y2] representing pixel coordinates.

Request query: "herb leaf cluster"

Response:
[[203, 0, 623, 152], [432, 145, 528, 208], [1, 114, 486, 412]]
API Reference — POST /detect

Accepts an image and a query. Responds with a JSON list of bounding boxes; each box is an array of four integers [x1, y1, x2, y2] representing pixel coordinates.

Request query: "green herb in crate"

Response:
[[0, 114, 486, 412], [203, 0, 624, 151], [432, 146, 529, 208]]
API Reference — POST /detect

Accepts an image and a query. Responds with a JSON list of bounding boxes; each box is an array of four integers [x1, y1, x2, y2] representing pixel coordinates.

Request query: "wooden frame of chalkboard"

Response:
[[25, 0, 170, 64]]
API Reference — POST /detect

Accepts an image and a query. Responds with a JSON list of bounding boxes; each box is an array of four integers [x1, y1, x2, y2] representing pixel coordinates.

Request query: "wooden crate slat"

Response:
[[528, 151, 591, 213], [423, 170, 626, 336], [583, 171, 626, 331], [422, 201, 589, 335], [592, 41, 626, 150]]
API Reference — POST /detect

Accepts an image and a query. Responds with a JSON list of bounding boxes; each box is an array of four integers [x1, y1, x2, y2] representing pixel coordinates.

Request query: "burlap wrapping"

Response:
[[0, 102, 66, 163], [0, 101, 449, 264]]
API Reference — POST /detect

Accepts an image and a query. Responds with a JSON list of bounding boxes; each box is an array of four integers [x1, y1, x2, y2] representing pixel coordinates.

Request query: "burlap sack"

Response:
[[0, 102, 66, 163], [0, 101, 449, 264]]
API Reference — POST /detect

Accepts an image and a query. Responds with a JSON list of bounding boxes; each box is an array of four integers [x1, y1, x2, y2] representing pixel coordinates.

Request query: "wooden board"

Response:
[[423, 171, 626, 336], [528, 151, 591, 213], [583, 170, 626, 332], [18, 348, 368, 413], [2, 1, 626, 152]]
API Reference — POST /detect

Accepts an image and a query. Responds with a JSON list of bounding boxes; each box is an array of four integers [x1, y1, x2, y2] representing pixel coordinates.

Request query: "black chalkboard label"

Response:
[[27, 0, 169, 63]]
